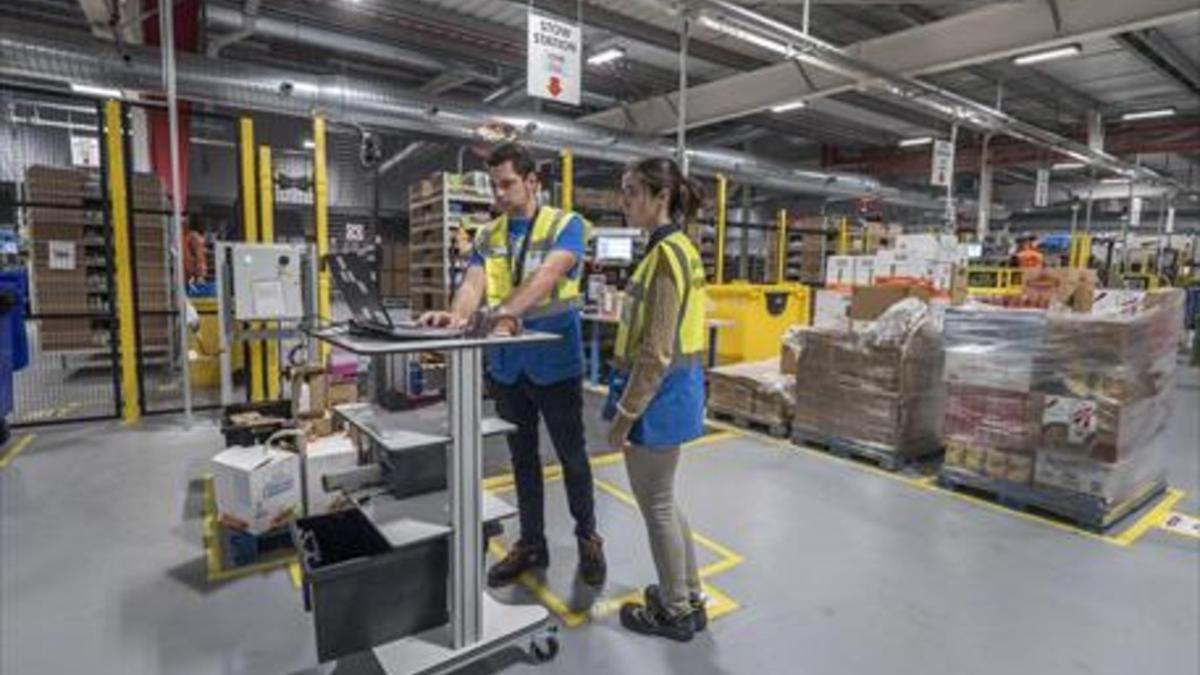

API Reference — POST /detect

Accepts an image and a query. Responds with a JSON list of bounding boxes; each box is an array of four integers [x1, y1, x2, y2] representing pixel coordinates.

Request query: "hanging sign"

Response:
[[1034, 168, 1050, 207], [1165, 206, 1176, 234], [527, 10, 581, 106], [1130, 197, 1143, 227], [930, 139, 954, 187], [70, 136, 100, 168]]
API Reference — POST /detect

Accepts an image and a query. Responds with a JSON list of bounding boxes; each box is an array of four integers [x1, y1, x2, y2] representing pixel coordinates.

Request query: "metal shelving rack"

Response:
[[406, 173, 494, 313]]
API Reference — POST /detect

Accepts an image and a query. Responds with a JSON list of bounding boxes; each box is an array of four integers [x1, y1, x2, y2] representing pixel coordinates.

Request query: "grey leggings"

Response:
[[623, 443, 701, 617]]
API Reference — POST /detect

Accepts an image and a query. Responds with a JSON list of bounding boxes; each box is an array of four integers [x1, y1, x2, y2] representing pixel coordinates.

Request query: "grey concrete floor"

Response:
[[1, 369, 1197, 675]]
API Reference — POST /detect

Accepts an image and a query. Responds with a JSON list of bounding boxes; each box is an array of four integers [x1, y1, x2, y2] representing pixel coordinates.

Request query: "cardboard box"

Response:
[[813, 289, 850, 329], [943, 307, 1047, 393], [291, 366, 328, 419], [212, 445, 301, 534], [327, 382, 359, 408], [1034, 450, 1162, 502], [1021, 268, 1097, 312], [943, 384, 1041, 453], [825, 255, 855, 286], [709, 359, 794, 427], [304, 434, 359, 516], [849, 285, 932, 321], [852, 257, 876, 287]]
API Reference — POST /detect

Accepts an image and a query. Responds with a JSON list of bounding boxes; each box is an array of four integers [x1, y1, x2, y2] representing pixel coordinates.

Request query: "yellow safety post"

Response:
[[239, 118, 264, 401], [1080, 234, 1092, 270], [313, 116, 331, 363], [105, 101, 140, 424], [776, 208, 787, 283], [837, 216, 850, 255], [715, 174, 727, 284], [258, 145, 280, 400], [560, 148, 573, 212]]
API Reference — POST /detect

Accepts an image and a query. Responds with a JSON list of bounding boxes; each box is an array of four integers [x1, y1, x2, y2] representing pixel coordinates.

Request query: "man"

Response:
[[420, 143, 606, 588], [1014, 236, 1044, 269], [183, 213, 208, 285]]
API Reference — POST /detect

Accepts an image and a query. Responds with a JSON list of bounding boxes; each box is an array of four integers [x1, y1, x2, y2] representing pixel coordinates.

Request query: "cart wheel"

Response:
[[529, 630, 559, 663]]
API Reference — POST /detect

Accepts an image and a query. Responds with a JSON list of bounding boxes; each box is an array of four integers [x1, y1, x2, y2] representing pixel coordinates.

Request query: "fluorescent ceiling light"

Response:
[[1012, 44, 1081, 66], [699, 15, 790, 57], [770, 99, 807, 113], [1120, 107, 1176, 121], [587, 47, 625, 66], [70, 83, 123, 99], [303, 139, 316, 149], [1100, 177, 1129, 184], [898, 136, 933, 147], [1052, 162, 1085, 171]]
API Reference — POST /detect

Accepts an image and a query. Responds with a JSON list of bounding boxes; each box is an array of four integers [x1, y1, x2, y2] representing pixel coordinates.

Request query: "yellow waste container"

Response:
[[707, 282, 810, 364]]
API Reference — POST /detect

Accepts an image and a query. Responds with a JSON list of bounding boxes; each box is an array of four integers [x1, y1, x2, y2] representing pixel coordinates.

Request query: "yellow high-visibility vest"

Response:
[[473, 206, 583, 319], [614, 229, 706, 368]]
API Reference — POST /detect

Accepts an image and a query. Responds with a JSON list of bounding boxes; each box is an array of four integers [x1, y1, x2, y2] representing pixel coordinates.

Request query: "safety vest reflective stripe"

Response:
[[613, 231, 706, 368], [477, 206, 582, 309]]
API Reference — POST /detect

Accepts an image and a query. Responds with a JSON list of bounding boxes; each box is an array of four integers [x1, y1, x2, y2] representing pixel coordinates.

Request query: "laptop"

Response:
[[328, 252, 464, 340]]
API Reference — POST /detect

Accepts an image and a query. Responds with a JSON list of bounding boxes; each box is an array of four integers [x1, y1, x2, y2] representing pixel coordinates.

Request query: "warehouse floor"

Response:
[[1, 367, 1197, 675]]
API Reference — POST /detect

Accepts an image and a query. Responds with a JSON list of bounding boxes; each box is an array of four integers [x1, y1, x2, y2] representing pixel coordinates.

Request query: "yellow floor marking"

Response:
[[488, 467, 746, 628], [0, 433, 36, 470], [1110, 489, 1186, 546], [710, 418, 1191, 549]]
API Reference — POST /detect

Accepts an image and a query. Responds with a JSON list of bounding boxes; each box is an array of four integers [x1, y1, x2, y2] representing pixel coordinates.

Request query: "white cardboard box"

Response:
[[813, 289, 850, 329], [305, 434, 360, 516], [825, 255, 855, 286], [929, 261, 956, 290], [852, 257, 876, 286], [212, 445, 301, 534]]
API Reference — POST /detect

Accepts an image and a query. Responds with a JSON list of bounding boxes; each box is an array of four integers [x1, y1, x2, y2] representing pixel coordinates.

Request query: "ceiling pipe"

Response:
[[205, 3, 499, 83], [0, 20, 953, 210], [207, 0, 262, 57]]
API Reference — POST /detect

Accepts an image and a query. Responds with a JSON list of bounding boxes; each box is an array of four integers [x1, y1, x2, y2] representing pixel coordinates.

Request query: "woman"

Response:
[[604, 157, 708, 642]]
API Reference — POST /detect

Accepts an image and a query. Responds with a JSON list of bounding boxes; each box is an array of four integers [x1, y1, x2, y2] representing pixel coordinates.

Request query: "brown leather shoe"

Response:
[[487, 541, 549, 588], [577, 533, 607, 587]]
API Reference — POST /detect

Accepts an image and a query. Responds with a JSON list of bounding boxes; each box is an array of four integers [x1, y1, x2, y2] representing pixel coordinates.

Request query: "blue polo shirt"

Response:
[[470, 214, 586, 386]]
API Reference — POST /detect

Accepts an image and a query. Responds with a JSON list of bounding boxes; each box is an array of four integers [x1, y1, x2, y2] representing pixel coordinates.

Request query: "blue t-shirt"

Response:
[[470, 213, 586, 385]]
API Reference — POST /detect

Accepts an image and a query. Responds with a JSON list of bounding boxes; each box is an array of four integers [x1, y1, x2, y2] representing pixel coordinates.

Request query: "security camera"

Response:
[[279, 81, 295, 97]]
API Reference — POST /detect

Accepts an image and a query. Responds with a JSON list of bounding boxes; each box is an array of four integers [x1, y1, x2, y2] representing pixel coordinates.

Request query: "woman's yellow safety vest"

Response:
[[472, 206, 584, 320], [607, 228, 707, 448], [613, 230, 707, 368]]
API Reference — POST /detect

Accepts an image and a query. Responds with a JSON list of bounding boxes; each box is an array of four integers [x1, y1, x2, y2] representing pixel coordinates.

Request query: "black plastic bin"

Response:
[[221, 400, 295, 447], [292, 507, 449, 662], [379, 443, 447, 499]]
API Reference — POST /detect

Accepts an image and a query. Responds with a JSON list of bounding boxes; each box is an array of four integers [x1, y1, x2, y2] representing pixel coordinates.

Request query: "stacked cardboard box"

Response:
[[941, 289, 1183, 504], [708, 359, 794, 428], [791, 298, 943, 459], [379, 239, 410, 299]]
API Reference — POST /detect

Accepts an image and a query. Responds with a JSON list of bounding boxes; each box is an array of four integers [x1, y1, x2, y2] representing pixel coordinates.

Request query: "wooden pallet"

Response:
[[791, 428, 938, 472], [708, 405, 789, 438], [936, 466, 1168, 532]]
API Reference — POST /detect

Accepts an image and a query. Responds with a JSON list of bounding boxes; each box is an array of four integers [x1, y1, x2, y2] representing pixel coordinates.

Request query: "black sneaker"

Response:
[[487, 541, 549, 588], [577, 533, 606, 587], [619, 602, 694, 642], [645, 584, 708, 632]]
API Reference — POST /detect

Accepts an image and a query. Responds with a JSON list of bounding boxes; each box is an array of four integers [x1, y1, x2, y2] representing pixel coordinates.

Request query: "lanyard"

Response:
[[509, 206, 541, 283]]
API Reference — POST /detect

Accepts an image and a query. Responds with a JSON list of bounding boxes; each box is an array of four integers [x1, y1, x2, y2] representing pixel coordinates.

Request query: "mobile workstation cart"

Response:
[[306, 326, 560, 674]]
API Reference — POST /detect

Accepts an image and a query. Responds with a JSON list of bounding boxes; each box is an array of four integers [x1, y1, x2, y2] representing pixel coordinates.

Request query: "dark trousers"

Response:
[[491, 375, 596, 545]]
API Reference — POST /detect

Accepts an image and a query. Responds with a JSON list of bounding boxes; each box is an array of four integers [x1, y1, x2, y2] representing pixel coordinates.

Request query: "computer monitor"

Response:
[[596, 236, 634, 262]]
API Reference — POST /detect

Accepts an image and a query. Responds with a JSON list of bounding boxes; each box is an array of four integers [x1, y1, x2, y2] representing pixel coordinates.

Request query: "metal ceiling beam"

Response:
[[581, 0, 1199, 133], [1114, 28, 1200, 97]]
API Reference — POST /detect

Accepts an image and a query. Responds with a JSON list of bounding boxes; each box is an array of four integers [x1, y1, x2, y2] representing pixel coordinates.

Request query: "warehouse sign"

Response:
[[527, 10, 581, 106], [930, 139, 954, 187], [1034, 168, 1050, 207]]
